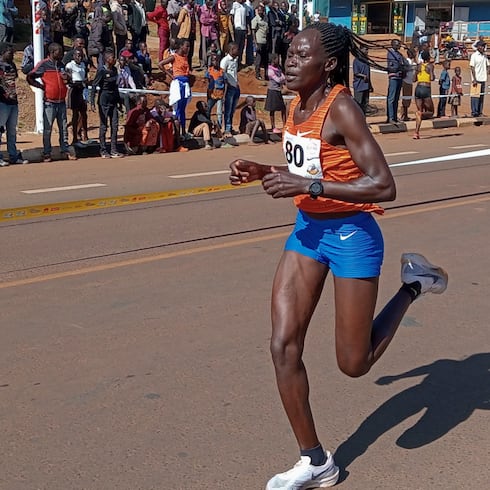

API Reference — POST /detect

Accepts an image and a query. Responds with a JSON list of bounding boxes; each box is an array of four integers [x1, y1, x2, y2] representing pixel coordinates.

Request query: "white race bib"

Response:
[[283, 130, 323, 179]]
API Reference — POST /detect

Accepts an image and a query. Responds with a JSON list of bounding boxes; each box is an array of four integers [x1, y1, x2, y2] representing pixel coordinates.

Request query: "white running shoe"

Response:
[[266, 452, 339, 490], [401, 253, 448, 296]]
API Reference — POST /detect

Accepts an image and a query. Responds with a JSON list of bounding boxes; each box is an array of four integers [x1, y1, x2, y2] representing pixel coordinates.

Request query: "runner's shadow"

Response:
[[334, 353, 490, 473]]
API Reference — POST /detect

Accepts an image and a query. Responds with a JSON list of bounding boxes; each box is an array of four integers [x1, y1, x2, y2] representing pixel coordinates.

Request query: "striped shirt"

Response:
[[283, 84, 384, 215]]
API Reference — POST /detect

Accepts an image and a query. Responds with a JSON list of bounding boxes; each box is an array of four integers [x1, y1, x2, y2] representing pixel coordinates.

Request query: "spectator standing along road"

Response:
[[0, 0, 17, 43], [386, 39, 405, 124], [221, 41, 240, 137], [27, 42, 77, 162], [230, 0, 247, 68], [252, 4, 269, 80], [352, 46, 371, 115], [0, 42, 28, 165], [147, 0, 170, 61], [469, 41, 489, 117]]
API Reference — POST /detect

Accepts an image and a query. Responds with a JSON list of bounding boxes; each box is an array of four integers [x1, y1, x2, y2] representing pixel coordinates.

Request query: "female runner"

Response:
[[229, 23, 448, 490]]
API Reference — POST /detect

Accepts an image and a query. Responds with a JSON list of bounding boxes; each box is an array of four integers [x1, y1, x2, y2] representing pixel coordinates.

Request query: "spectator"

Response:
[[27, 42, 77, 162], [150, 98, 187, 152], [268, 1, 286, 69], [282, 16, 299, 51], [206, 40, 221, 68], [221, 41, 240, 137], [50, 0, 65, 46], [469, 41, 489, 117], [412, 26, 421, 51], [198, 0, 218, 70], [239, 95, 269, 145], [430, 29, 440, 64], [147, 0, 170, 62], [449, 65, 463, 117], [0, 42, 28, 166], [136, 41, 152, 77], [252, 4, 268, 81], [413, 49, 435, 139], [188, 100, 220, 150], [230, 0, 247, 68], [352, 46, 372, 115], [437, 60, 451, 117], [110, 0, 128, 55], [205, 52, 225, 128], [88, 5, 112, 67], [66, 47, 89, 145], [244, 0, 255, 67], [90, 49, 124, 158], [265, 52, 286, 133], [160, 38, 192, 136], [119, 38, 137, 59], [124, 95, 160, 154], [400, 47, 416, 121], [471, 35, 486, 52], [386, 38, 405, 124], [100, 0, 115, 49], [118, 50, 137, 113], [63, 34, 90, 66], [21, 42, 34, 75], [217, 0, 232, 52], [177, 0, 198, 68], [167, 0, 183, 41], [0, 0, 18, 43], [128, 0, 148, 48]]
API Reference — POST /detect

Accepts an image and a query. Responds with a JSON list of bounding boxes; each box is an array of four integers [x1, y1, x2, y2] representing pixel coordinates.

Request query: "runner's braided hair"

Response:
[[303, 22, 390, 87]]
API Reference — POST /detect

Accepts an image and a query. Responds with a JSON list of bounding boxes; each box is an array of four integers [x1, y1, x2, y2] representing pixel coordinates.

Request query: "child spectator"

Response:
[[136, 41, 152, 78], [150, 99, 188, 152], [206, 41, 221, 69], [265, 53, 286, 133], [124, 94, 160, 154], [239, 96, 269, 145], [437, 60, 451, 118], [205, 53, 225, 129], [66, 48, 89, 144], [449, 66, 463, 117]]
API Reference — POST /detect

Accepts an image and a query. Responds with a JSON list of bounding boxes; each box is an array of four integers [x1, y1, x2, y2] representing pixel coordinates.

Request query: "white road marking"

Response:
[[449, 144, 487, 150], [390, 148, 490, 168], [22, 183, 107, 194], [169, 170, 230, 179], [385, 151, 419, 157]]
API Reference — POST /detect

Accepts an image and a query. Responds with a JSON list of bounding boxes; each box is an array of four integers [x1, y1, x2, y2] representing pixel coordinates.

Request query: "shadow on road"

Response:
[[334, 353, 489, 476]]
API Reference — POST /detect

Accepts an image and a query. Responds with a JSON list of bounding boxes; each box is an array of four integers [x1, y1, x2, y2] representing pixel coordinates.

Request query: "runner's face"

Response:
[[285, 30, 329, 92]]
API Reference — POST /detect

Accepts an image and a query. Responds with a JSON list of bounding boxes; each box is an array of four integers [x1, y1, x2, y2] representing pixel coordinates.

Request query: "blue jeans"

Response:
[[207, 97, 223, 128], [43, 101, 70, 156], [387, 77, 403, 121], [0, 102, 20, 162], [470, 82, 485, 116], [224, 85, 240, 132]]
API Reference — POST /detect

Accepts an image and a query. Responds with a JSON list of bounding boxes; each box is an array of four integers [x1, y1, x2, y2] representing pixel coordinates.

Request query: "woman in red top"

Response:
[[147, 0, 170, 62], [229, 23, 448, 490]]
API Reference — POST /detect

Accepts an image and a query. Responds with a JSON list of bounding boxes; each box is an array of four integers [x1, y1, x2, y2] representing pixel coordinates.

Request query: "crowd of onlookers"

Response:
[[351, 29, 489, 139], [0, 0, 303, 165], [1, 0, 489, 165]]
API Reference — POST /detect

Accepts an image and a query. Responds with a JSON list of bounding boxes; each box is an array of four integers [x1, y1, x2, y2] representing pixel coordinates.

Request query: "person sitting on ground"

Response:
[[239, 95, 269, 145], [188, 100, 221, 150], [150, 98, 188, 152], [136, 41, 152, 83], [124, 94, 159, 154], [413, 49, 435, 139]]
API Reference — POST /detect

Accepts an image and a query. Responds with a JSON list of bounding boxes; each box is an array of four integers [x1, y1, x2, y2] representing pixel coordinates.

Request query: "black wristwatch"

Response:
[[308, 180, 323, 199]]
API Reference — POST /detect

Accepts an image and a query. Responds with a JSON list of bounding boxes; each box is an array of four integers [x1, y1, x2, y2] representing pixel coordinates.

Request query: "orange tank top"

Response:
[[283, 84, 384, 215], [172, 53, 190, 77]]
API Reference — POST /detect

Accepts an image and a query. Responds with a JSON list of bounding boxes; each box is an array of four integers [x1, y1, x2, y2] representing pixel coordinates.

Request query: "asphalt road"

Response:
[[1, 126, 489, 490]]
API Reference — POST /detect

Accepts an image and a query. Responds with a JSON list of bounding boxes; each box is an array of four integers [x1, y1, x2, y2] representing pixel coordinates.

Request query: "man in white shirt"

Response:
[[220, 42, 240, 136], [230, 0, 247, 67], [469, 41, 490, 116]]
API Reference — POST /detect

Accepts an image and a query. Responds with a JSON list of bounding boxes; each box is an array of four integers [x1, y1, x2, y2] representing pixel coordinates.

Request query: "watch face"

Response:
[[309, 181, 323, 197]]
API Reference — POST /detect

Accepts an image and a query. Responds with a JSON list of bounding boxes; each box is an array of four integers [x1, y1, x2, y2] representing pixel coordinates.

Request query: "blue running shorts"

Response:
[[284, 210, 384, 278]]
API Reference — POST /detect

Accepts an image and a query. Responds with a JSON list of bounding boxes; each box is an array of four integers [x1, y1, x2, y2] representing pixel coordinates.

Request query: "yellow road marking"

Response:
[[0, 183, 260, 222], [0, 195, 488, 289]]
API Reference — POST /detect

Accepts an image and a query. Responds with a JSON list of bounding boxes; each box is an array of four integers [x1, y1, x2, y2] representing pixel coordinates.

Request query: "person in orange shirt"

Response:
[[229, 23, 448, 490]]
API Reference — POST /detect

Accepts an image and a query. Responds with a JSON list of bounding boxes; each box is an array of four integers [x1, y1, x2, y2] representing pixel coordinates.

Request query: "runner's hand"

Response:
[[262, 171, 309, 198], [229, 159, 266, 185]]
